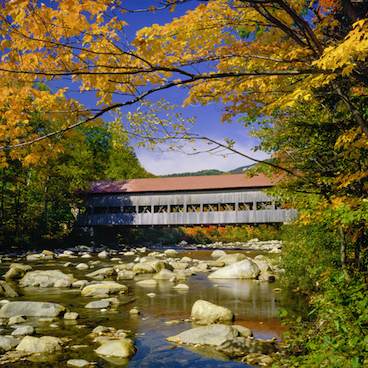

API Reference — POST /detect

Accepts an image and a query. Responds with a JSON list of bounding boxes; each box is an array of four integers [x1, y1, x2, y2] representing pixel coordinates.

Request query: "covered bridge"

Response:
[[76, 173, 295, 228]]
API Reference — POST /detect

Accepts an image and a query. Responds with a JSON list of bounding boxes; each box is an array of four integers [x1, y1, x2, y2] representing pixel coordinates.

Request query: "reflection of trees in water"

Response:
[[130, 275, 287, 320], [279, 288, 311, 319]]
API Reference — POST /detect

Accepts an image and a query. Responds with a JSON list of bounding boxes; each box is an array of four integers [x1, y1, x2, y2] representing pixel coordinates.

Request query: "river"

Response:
[[0, 247, 309, 367]]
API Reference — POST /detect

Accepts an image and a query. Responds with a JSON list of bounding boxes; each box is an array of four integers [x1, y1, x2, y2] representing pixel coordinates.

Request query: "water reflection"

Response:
[[0, 249, 308, 368], [127, 275, 283, 322]]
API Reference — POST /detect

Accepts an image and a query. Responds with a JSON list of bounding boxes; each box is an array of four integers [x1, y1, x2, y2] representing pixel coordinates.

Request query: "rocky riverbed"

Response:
[[0, 239, 294, 367]]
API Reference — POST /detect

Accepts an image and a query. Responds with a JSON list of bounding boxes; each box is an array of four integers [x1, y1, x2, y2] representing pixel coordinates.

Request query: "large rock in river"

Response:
[[208, 259, 260, 279], [153, 269, 176, 280], [167, 324, 239, 346], [95, 339, 137, 359], [19, 270, 76, 287], [216, 253, 247, 265], [139, 257, 170, 272], [0, 280, 18, 298], [81, 282, 128, 297], [16, 336, 63, 354], [4, 263, 32, 280], [0, 301, 67, 318], [85, 267, 116, 280], [0, 336, 20, 352], [191, 300, 234, 325]]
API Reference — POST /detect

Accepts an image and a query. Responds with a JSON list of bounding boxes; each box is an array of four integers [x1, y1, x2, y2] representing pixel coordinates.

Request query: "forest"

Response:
[[1, 0, 368, 366]]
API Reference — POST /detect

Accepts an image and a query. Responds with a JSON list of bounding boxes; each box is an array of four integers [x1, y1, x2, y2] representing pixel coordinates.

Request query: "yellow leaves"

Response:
[[335, 127, 367, 151], [0, 153, 8, 169], [167, 0, 176, 13], [0, 0, 366, 174], [23, 153, 39, 166], [315, 19, 368, 75], [331, 127, 368, 190], [335, 171, 368, 189], [14, 8, 27, 24], [354, 19, 366, 29], [341, 64, 355, 77]]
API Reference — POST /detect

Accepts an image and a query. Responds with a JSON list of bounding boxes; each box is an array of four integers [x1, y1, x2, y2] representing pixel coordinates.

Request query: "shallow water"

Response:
[[0, 248, 308, 367]]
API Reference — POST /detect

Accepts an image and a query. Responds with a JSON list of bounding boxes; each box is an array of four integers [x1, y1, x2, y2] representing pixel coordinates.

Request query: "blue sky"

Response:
[[58, 1, 269, 175]]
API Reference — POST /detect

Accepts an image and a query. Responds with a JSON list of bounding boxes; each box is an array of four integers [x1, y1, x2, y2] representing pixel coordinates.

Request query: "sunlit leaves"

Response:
[[0, 0, 367, 173], [110, 99, 195, 153], [316, 20, 368, 74]]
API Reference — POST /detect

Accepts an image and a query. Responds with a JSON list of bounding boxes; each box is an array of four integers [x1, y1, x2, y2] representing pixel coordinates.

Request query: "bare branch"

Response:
[[0, 66, 328, 78]]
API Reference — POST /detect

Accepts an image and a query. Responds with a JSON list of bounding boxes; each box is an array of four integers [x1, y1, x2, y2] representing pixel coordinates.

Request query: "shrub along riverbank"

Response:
[[273, 223, 368, 368]]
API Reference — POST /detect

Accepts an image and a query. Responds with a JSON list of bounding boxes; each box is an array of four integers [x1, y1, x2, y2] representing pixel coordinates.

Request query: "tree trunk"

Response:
[[339, 225, 351, 282]]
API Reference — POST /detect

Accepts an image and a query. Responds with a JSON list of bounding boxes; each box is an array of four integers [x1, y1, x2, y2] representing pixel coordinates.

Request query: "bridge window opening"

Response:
[[170, 205, 184, 213], [238, 202, 253, 211], [108, 206, 121, 214], [139, 205, 151, 214], [256, 201, 272, 210], [275, 200, 285, 209], [187, 204, 200, 212], [154, 205, 168, 213], [79, 206, 92, 215], [94, 206, 107, 215], [220, 203, 235, 211], [123, 206, 136, 213], [203, 203, 219, 212]]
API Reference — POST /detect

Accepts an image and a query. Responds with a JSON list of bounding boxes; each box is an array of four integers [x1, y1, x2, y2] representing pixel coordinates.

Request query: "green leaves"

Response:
[[277, 273, 368, 367]]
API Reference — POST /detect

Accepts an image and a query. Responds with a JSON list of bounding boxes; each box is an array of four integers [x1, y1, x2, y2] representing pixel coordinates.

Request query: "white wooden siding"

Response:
[[77, 188, 296, 226]]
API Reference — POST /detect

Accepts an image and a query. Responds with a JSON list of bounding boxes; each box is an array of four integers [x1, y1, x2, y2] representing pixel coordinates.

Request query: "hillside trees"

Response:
[[0, 115, 150, 248]]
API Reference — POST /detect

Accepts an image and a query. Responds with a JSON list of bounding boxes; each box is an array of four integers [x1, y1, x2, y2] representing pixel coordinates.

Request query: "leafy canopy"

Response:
[[1, 0, 368, 165]]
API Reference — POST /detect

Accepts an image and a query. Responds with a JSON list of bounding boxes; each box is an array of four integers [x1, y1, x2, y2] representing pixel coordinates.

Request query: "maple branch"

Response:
[[240, 0, 322, 57], [114, 0, 190, 13], [275, 0, 324, 55], [0, 66, 327, 78], [0, 76, 199, 151], [149, 130, 329, 192], [331, 80, 368, 140]]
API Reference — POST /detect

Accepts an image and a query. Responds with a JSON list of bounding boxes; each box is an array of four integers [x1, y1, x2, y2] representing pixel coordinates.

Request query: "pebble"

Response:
[[38, 318, 56, 323], [67, 359, 90, 367], [70, 345, 89, 350], [164, 320, 181, 325], [173, 283, 189, 290], [64, 312, 79, 320], [11, 325, 35, 336]]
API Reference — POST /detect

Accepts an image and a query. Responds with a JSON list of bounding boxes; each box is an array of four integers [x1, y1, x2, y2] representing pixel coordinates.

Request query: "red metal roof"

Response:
[[86, 173, 280, 194]]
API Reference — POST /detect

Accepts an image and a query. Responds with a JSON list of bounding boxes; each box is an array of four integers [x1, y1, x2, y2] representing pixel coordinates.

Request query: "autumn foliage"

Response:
[[0, 0, 368, 161], [180, 225, 280, 244], [116, 224, 280, 245]]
